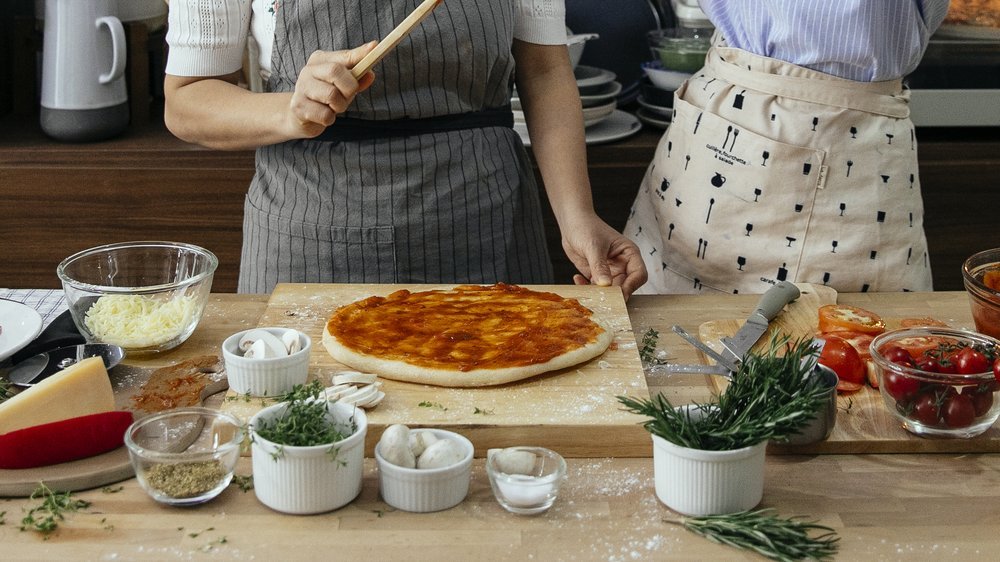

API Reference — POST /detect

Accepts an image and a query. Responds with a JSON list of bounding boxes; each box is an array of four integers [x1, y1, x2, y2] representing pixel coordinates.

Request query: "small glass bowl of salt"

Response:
[[485, 446, 566, 515]]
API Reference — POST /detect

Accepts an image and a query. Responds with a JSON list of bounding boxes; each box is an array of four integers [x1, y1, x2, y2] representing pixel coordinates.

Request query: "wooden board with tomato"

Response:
[[696, 285, 1000, 454]]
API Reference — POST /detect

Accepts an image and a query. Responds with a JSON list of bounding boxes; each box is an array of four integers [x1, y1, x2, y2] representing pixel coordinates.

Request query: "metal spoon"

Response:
[[6, 343, 125, 387]]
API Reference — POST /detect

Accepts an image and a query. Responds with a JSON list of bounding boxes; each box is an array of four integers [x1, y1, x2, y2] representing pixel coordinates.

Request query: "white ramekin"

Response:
[[222, 327, 311, 396], [250, 401, 367, 514], [375, 429, 474, 513]]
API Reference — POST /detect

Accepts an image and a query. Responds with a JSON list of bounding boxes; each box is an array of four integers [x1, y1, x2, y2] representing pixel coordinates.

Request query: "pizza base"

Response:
[[322, 320, 613, 388]]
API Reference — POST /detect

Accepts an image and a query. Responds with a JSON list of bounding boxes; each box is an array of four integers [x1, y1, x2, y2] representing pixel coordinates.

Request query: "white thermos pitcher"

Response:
[[40, 0, 129, 141]]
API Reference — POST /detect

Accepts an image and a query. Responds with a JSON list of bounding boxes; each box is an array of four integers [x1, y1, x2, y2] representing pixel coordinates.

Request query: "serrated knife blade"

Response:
[[719, 281, 801, 365]]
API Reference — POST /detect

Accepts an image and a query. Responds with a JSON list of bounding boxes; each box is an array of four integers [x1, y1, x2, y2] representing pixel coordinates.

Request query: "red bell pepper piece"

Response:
[[0, 411, 134, 469]]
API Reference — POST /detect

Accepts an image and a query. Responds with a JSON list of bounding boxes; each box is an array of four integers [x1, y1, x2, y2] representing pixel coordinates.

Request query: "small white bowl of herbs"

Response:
[[249, 381, 367, 514], [618, 334, 840, 560]]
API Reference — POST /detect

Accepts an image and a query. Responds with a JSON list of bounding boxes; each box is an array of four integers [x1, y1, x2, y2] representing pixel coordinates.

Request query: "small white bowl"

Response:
[[641, 61, 692, 91], [250, 401, 367, 514], [222, 328, 311, 397], [375, 428, 474, 513]]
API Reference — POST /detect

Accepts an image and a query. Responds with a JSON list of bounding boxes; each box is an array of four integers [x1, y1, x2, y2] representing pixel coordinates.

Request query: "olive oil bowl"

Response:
[[125, 407, 243, 506]]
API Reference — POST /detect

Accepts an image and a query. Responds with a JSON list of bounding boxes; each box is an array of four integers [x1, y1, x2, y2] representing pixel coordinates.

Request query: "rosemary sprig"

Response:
[[619, 334, 828, 450], [19, 483, 91, 537], [665, 508, 839, 561], [253, 381, 355, 448]]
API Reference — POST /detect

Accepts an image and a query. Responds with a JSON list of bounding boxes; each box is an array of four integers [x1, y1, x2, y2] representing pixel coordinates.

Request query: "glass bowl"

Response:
[[125, 407, 243, 506], [646, 28, 711, 73], [57, 241, 217, 354], [486, 446, 566, 515], [870, 327, 1000, 438], [962, 248, 1000, 339]]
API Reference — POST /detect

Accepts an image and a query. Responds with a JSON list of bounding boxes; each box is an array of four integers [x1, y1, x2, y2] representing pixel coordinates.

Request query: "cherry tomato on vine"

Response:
[[953, 346, 990, 375], [818, 336, 866, 392], [880, 345, 914, 367], [972, 388, 994, 417], [915, 356, 943, 373], [993, 357, 1000, 384], [883, 371, 921, 403], [943, 393, 976, 428], [911, 390, 942, 426]]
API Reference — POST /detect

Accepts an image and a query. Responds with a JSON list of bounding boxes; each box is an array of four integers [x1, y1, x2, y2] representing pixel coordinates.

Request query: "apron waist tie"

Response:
[[705, 46, 910, 119], [311, 105, 514, 142]]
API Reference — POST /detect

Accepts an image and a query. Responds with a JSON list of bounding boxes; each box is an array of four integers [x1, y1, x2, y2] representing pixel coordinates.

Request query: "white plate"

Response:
[[636, 107, 671, 130], [575, 65, 617, 91], [637, 95, 673, 118], [580, 81, 623, 108], [515, 110, 641, 146], [582, 100, 617, 126], [934, 24, 1000, 40], [0, 300, 44, 362]]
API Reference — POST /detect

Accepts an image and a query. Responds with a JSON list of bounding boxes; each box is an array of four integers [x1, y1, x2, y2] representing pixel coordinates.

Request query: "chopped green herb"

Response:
[[418, 401, 448, 411], [665, 508, 839, 561], [472, 407, 495, 415], [231, 475, 254, 492], [639, 328, 662, 365], [101, 485, 124, 494], [253, 381, 356, 460], [146, 461, 227, 499], [19, 483, 91, 537], [188, 526, 215, 539]]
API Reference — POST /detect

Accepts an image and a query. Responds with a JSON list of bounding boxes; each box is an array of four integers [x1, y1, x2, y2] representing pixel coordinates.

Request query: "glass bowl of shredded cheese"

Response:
[[57, 241, 217, 354]]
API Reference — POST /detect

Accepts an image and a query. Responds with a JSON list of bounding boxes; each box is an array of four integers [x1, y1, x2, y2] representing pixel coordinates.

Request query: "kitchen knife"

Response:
[[719, 281, 801, 366]]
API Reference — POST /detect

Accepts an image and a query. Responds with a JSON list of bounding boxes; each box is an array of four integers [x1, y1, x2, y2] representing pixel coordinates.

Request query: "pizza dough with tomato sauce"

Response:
[[323, 284, 613, 387]]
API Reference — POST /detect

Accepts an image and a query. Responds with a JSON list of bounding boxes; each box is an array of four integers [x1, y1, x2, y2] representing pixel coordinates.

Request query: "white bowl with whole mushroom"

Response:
[[375, 424, 474, 513]]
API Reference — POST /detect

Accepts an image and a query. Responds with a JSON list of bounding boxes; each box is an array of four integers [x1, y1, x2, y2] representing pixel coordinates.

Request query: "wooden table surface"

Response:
[[5, 291, 1000, 561]]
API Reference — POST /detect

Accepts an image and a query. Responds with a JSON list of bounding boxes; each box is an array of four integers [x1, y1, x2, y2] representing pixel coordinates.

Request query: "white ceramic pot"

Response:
[[250, 401, 367, 514], [222, 328, 311, 397], [651, 406, 766, 516], [375, 429, 474, 513]]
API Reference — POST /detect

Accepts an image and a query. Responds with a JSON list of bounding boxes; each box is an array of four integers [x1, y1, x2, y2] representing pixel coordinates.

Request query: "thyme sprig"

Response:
[[619, 334, 828, 450], [665, 508, 840, 561], [19, 483, 91, 537], [639, 328, 662, 366], [253, 381, 354, 449]]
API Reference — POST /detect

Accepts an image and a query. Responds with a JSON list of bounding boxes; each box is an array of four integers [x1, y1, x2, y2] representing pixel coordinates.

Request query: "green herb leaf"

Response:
[[18, 483, 91, 537], [418, 401, 448, 411], [639, 328, 662, 365], [666, 508, 840, 561], [230, 475, 254, 493], [254, 381, 356, 450], [619, 334, 829, 450], [472, 407, 494, 415]]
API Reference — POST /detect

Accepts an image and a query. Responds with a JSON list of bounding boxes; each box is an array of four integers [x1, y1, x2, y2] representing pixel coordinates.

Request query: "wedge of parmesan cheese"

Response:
[[0, 356, 115, 435]]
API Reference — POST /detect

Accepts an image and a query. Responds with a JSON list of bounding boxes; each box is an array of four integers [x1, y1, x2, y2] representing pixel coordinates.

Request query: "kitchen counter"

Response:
[[5, 291, 1000, 560]]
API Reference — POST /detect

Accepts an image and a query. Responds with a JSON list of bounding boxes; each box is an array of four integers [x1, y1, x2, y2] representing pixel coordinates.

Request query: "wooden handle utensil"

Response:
[[351, 0, 444, 79]]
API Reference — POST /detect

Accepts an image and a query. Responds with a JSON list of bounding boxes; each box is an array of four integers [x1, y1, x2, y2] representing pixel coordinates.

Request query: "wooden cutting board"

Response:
[[696, 283, 1000, 454], [221, 283, 650, 458]]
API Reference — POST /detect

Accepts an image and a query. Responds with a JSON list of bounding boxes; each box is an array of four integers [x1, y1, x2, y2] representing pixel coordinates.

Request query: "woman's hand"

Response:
[[562, 213, 648, 299], [286, 42, 378, 138]]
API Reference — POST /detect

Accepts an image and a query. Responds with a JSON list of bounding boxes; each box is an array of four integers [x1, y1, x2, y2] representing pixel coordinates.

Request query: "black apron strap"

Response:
[[311, 105, 515, 142]]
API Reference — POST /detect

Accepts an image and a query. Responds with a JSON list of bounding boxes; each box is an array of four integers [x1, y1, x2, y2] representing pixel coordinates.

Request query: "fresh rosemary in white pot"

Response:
[[250, 381, 367, 514], [619, 334, 839, 560]]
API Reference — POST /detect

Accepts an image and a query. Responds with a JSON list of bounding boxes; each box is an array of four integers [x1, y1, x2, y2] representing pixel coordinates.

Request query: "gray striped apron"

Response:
[[238, 0, 553, 294]]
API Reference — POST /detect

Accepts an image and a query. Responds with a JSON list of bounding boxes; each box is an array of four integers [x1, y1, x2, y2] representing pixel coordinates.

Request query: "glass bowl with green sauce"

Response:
[[57, 241, 217, 355], [125, 407, 243, 506]]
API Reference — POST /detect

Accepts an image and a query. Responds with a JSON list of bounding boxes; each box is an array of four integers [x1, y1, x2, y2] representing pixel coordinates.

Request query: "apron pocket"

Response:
[[244, 197, 398, 284], [639, 96, 828, 292]]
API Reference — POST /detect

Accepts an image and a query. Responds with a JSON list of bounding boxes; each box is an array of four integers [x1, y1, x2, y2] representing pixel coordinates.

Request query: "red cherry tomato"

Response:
[[915, 356, 943, 373], [953, 346, 990, 375], [972, 388, 994, 417], [818, 336, 867, 393], [911, 390, 942, 426], [818, 304, 886, 336], [993, 357, 1000, 384], [883, 371, 921, 403], [880, 345, 914, 367], [943, 393, 976, 428], [826, 330, 875, 362]]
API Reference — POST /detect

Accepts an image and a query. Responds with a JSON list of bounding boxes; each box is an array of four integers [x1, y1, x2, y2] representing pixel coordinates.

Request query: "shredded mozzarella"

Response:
[[84, 293, 198, 349]]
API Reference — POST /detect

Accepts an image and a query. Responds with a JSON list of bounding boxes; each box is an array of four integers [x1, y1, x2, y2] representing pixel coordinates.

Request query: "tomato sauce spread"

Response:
[[326, 284, 606, 371]]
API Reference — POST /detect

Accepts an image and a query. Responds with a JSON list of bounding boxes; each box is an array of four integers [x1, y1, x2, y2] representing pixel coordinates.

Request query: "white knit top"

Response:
[[166, 0, 568, 80]]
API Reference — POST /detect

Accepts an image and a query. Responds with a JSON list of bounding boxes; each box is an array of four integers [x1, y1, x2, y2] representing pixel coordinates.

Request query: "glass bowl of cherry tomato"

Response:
[[963, 248, 1000, 340], [870, 327, 1000, 438]]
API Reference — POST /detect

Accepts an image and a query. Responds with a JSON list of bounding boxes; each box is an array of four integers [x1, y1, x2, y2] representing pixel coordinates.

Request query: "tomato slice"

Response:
[[818, 335, 867, 393], [899, 317, 949, 328], [820, 330, 875, 362], [891, 335, 949, 358], [818, 304, 886, 336]]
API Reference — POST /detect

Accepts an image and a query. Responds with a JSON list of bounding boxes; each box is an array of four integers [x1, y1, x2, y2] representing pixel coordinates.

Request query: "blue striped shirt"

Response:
[[698, 0, 951, 82]]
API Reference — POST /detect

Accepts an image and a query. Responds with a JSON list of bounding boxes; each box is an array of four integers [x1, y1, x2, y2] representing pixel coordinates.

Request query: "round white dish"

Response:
[[637, 95, 672, 118], [0, 300, 44, 362], [636, 107, 671, 130], [574, 65, 617, 92], [579, 81, 622, 108], [582, 100, 617, 127], [641, 61, 692, 91], [514, 110, 640, 146], [375, 428, 474, 513]]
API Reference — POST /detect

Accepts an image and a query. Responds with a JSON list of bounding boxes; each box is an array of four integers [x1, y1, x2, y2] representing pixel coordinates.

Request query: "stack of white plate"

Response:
[[512, 65, 641, 146]]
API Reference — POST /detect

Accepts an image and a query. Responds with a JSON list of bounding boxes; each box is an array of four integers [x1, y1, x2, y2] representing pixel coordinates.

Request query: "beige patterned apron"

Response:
[[626, 42, 933, 295]]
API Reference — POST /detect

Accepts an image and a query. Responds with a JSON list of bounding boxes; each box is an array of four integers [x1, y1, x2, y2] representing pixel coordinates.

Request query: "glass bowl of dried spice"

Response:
[[125, 407, 243, 506]]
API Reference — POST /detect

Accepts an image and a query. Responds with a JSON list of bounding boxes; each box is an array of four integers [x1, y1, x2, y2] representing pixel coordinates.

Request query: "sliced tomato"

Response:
[[818, 304, 886, 336], [822, 330, 875, 362], [891, 335, 949, 358], [818, 335, 867, 393], [899, 317, 949, 328]]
